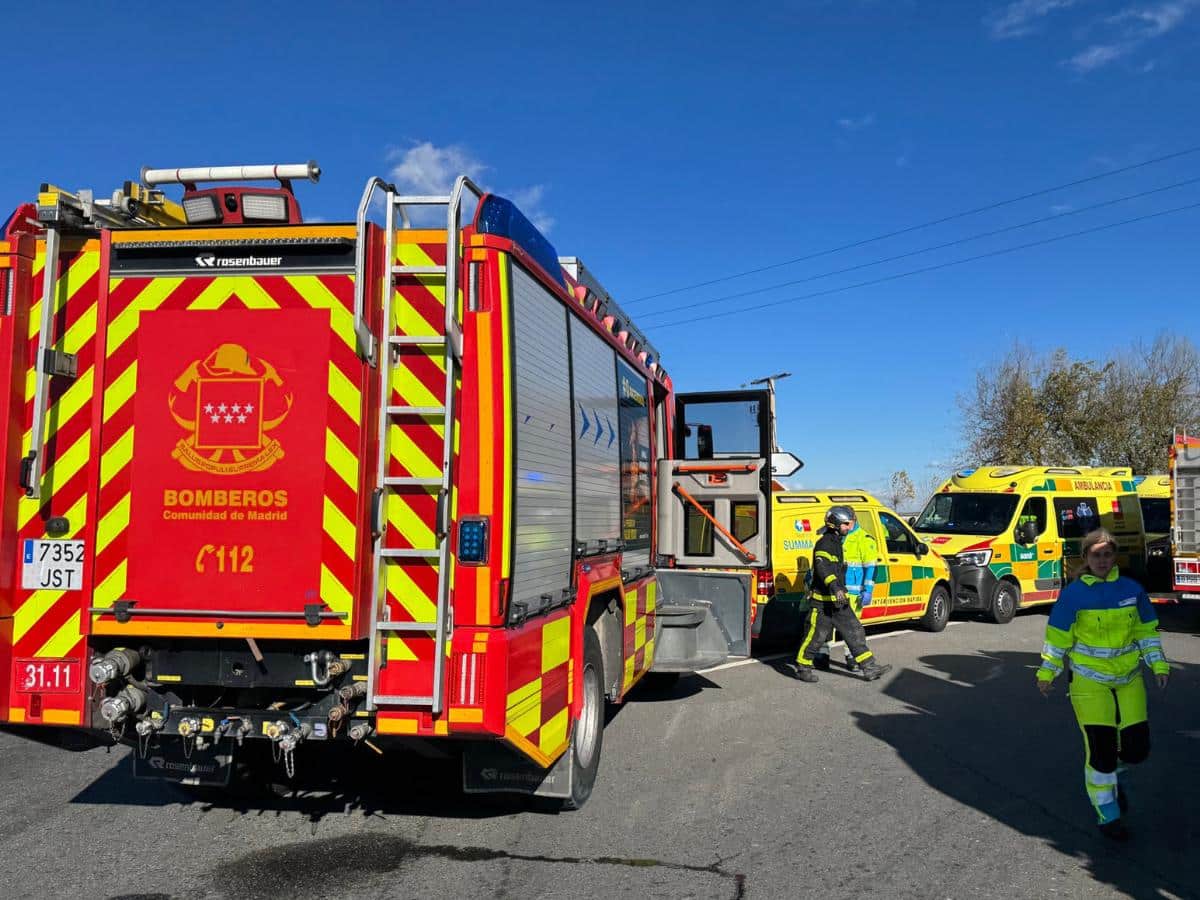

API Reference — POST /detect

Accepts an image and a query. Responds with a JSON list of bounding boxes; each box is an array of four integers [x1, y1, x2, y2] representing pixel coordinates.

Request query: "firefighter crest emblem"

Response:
[[168, 343, 294, 474]]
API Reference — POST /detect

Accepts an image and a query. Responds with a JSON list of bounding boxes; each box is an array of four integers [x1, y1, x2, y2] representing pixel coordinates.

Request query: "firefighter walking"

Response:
[[793, 506, 892, 683], [1036, 527, 1170, 841]]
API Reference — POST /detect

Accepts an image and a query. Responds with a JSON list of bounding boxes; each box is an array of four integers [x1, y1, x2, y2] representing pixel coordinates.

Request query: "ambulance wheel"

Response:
[[920, 585, 951, 632], [989, 581, 1019, 625], [563, 627, 605, 810]]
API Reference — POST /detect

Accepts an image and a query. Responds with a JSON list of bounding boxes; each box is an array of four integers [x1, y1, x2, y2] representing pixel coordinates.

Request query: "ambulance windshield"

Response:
[[914, 492, 1019, 536]]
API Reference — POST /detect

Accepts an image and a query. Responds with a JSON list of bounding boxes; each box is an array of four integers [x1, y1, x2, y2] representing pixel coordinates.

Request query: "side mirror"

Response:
[[916, 542, 929, 557], [907, 515, 917, 527], [1017, 522, 1039, 545], [697, 424, 713, 459]]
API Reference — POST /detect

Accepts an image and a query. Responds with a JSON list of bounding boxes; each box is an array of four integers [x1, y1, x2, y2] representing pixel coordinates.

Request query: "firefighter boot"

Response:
[[791, 663, 819, 683], [813, 654, 831, 672], [859, 658, 892, 681], [844, 653, 859, 673]]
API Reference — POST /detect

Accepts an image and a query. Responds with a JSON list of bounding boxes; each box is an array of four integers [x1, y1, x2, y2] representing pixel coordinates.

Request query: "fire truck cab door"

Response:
[[651, 390, 770, 664]]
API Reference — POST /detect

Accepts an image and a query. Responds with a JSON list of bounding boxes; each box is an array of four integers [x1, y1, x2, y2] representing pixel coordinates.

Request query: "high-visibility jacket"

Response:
[[843, 523, 877, 605], [811, 527, 847, 601], [1037, 567, 1169, 686]]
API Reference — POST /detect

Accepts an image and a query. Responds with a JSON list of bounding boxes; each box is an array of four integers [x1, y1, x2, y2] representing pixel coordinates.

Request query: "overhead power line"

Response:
[[637, 176, 1200, 320], [625, 144, 1200, 305], [647, 200, 1200, 331]]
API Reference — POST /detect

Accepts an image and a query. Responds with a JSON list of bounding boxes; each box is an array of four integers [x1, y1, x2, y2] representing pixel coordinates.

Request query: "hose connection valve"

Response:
[[100, 685, 147, 725], [89, 648, 142, 686]]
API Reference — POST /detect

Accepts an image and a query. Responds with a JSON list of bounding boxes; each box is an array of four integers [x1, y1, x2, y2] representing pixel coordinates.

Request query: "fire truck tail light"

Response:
[[756, 569, 775, 598], [458, 518, 489, 564], [453, 651, 484, 707], [182, 195, 222, 224], [241, 193, 289, 222]]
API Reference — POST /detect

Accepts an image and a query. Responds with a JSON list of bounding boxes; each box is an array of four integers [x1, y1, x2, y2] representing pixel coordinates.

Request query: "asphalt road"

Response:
[[2, 607, 1199, 900]]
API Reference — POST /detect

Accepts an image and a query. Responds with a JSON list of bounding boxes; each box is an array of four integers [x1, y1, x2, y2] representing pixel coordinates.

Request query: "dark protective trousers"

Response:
[[796, 599, 876, 668]]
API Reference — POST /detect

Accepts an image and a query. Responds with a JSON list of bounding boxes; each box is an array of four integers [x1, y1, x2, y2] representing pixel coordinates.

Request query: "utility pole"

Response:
[[744, 372, 791, 453]]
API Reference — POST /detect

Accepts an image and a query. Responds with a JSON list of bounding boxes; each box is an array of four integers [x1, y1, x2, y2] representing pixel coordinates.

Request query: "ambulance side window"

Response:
[[1018, 497, 1047, 535], [1054, 497, 1099, 538], [879, 511, 916, 555]]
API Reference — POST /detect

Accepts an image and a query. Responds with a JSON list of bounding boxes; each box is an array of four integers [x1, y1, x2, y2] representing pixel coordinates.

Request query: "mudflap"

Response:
[[132, 739, 234, 787], [462, 741, 573, 799], [649, 569, 752, 672]]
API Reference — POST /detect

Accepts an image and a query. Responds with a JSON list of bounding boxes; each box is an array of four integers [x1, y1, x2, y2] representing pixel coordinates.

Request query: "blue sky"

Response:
[[5, 1, 1199, 501]]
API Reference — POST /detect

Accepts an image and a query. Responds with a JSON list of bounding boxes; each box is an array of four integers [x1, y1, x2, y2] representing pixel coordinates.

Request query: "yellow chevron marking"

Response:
[[387, 424, 442, 478], [285, 276, 356, 350], [393, 291, 444, 337], [625, 589, 638, 625], [24, 308, 99, 404], [319, 563, 353, 614], [322, 497, 356, 561], [394, 241, 437, 268], [100, 361, 138, 436], [13, 495, 88, 642], [509, 692, 542, 737], [96, 493, 131, 555], [100, 427, 134, 488], [22, 365, 94, 451], [27, 249, 101, 340], [385, 562, 438, 622], [324, 429, 358, 491], [185, 276, 279, 310], [507, 676, 541, 710], [18, 430, 91, 529], [387, 492, 436, 549], [91, 560, 128, 609], [541, 616, 571, 674], [384, 636, 419, 663], [106, 278, 183, 355], [328, 362, 361, 423], [391, 364, 441, 408], [539, 708, 569, 754], [37, 612, 82, 659]]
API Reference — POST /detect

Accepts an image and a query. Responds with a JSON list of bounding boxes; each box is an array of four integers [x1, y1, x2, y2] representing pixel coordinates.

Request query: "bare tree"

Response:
[[886, 469, 916, 511], [959, 335, 1200, 472]]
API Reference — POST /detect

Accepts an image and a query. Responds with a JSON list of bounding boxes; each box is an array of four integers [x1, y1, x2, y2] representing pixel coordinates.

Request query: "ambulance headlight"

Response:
[[182, 194, 222, 224], [956, 549, 992, 568], [458, 518, 489, 565], [241, 193, 289, 222]]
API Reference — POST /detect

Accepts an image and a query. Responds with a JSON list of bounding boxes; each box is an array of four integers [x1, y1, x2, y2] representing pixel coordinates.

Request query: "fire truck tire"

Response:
[[989, 580, 1019, 625], [919, 585, 951, 632], [564, 627, 605, 810]]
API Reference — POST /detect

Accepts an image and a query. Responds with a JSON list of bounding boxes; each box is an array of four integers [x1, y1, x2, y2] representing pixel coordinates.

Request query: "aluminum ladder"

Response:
[[357, 176, 483, 714]]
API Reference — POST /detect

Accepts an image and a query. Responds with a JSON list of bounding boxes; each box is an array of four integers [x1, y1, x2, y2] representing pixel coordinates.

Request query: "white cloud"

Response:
[[1062, 1, 1197, 71], [1066, 41, 1133, 69], [986, 0, 1084, 40], [386, 141, 555, 233], [837, 113, 876, 131]]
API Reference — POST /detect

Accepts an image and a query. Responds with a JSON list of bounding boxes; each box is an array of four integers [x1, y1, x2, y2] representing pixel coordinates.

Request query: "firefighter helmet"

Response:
[[825, 505, 856, 528]]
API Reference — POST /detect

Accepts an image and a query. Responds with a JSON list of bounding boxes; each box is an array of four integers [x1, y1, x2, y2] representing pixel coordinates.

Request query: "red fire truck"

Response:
[[1168, 429, 1200, 603], [0, 163, 773, 807]]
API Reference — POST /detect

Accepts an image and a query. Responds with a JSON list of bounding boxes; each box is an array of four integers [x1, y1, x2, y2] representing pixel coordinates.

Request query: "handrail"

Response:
[[352, 176, 396, 366], [22, 225, 62, 498], [674, 463, 757, 474], [672, 482, 757, 562]]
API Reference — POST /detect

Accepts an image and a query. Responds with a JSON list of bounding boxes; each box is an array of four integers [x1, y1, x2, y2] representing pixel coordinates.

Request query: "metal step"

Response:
[[376, 621, 438, 632], [381, 547, 441, 558], [392, 264, 447, 275], [373, 694, 434, 707], [393, 195, 451, 206], [387, 405, 447, 416], [388, 335, 446, 346], [384, 476, 443, 486]]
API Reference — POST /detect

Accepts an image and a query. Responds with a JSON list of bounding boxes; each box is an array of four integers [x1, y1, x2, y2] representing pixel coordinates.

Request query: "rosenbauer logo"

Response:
[[194, 252, 284, 268], [168, 343, 294, 475]]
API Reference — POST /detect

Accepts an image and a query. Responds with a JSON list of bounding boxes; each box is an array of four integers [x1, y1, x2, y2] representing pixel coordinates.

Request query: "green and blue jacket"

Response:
[[1037, 567, 1169, 686], [843, 523, 877, 605]]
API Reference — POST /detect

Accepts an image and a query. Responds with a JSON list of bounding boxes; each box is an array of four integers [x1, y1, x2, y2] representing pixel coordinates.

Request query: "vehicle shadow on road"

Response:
[[852, 650, 1200, 900]]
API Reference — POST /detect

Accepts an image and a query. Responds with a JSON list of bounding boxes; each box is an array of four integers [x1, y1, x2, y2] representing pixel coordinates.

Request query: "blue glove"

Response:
[[860, 588, 873, 607]]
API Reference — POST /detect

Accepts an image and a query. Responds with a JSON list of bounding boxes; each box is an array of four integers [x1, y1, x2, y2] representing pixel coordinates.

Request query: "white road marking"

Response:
[[698, 621, 968, 673]]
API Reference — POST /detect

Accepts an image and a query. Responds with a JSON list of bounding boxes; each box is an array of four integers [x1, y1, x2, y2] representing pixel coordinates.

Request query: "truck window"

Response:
[[1018, 497, 1047, 535], [679, 398, 763, 459], [914, 492, 1019, 536], [1053, 497, 1100, 538], [879, 511, 916, 555], [732, 501, 759, 542], [617, 359, 652, 558], [685, 501, 715, 556]]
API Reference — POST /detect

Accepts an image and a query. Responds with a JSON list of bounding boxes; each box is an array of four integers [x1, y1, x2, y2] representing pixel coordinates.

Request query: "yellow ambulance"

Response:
[[765, 490, 953, 639], [1136, 475, 1171, 591], [911, 467, 1145, 624]]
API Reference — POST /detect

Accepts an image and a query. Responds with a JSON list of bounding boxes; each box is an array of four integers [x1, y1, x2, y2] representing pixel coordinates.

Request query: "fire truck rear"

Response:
[[0, 163, 772, 807], [1169, 429, 1200, 603]]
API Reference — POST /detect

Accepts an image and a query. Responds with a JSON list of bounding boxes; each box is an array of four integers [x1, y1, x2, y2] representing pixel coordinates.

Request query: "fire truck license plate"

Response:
[[21, 539, 84, 591]]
